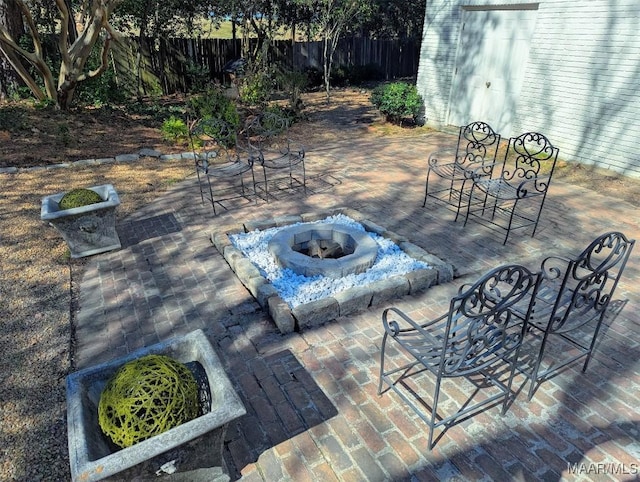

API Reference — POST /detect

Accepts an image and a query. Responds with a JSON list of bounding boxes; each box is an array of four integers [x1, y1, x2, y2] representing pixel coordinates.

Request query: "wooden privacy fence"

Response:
[[110, 36, 420, 95]]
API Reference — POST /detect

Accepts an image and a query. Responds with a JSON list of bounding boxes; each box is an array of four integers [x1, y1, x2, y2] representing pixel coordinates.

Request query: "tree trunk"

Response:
[[0, 0, 24, 99]]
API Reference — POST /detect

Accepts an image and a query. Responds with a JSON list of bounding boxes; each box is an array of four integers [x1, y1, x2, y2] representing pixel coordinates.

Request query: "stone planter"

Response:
[[66, 329, 246, 482], [41, 184, 121, 258]]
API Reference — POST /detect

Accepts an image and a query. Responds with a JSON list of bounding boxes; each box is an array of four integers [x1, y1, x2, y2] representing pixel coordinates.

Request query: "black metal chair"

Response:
[[243, 111, 306, 201], [378, 264, 540, 449], [189, 118, 258, 215], [423, 121, 500, 221], [522, 232, 635, 400], [464, 132, 559, 244]]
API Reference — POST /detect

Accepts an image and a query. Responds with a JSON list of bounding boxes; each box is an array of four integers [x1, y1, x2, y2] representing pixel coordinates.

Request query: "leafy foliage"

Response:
[[370, 82, 423, 124], [239, 66, 275, 108], [276, 68, 308, 113], [75, 46, 127, 106], [188, 86, 240, 131], [161, 116, 189, 144]]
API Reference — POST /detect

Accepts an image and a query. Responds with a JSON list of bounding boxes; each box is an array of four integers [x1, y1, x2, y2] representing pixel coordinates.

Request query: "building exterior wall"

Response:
[[417, 0, 640, 177]]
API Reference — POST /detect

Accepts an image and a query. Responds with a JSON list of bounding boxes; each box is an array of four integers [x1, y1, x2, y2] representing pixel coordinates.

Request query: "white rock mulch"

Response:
[[229, 214, 430, 308]]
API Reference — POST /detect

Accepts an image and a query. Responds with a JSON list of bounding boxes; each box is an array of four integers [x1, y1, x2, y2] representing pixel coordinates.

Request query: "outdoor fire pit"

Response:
[[268, 222, 378, 278], [212, 208, 454, 333]]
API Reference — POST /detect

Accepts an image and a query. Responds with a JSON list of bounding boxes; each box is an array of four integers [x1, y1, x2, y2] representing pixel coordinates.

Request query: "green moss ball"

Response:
[[58, 188, 103, 210], [98, 354, 200, 449]]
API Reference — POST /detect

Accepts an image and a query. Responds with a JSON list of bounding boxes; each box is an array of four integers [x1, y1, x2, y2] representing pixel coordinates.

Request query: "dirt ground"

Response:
[[0, 88, 639, 481], [2, 88, 639, 205]]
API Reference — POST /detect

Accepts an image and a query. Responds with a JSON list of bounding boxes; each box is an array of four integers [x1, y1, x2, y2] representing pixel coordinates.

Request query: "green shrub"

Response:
[[370, 82, 423, 124], [264, 104, 296, 127], [303, 67, 323, 89], [239, 67, 275, 107], [98, 355, 199, 449], [276, 69, 308, 113], [188, 86, 240, 131], [161, 116, 189, 144], [58, 188, 103, 210]]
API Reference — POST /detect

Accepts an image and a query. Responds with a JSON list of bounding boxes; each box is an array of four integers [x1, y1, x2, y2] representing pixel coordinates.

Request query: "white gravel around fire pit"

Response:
[[229, 214, 430, 308]]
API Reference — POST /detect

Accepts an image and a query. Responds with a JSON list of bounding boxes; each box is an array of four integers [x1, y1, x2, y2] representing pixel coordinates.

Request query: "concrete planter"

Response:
[[66, 329, 246, 482], [41, 184, 121, 258]]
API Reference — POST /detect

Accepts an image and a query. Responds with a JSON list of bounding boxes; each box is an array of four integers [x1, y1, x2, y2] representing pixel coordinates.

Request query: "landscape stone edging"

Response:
[[210, 207, 454, 334], [0, 148, 194, 174]]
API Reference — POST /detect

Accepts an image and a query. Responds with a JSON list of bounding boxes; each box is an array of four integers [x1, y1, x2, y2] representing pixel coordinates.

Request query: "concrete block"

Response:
[[211, 232, 232, 253], [369, 276, 411, 306], [244, 219, 277, 232], [292, 297, 340, 329], [406, 268, 438, 294], [234, 258, 261, 281], [334, 285, 373, 317], [361, 219, 385, 235], [256, 283, 279, 309], [382, 229, 408, 244], [222, 246, 244, 271], [268, 297, 295, 334]]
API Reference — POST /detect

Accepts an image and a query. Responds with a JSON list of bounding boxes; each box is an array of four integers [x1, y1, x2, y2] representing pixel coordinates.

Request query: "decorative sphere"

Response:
[[58, 188, 103, 210], [98, 355, 199, 448]]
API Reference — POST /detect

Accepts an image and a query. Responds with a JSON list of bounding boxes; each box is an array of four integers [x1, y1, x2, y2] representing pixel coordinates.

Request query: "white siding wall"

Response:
[[417, 0, 640, 177]]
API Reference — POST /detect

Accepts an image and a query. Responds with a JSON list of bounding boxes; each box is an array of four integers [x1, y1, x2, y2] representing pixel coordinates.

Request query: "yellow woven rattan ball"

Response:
[[98, 354, 199, 448]]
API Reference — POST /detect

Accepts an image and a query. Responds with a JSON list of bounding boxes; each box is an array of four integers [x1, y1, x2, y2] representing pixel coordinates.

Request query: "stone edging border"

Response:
[[210, 207, 454, 334], [0, 148, 195, 174]]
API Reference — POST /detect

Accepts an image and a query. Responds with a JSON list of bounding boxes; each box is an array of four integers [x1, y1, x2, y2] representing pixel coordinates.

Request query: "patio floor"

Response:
[[74, 132, 640, 481]]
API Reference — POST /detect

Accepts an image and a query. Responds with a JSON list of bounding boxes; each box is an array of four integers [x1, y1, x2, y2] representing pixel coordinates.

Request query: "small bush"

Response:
[[188, 86, 240, 131], [161, 116, 189, 144], [303, 67, 324, 89], [264, 104, 296, 126], [370, 82, 423, 125], [239, 67, 275, 107], [276, 69, 308, 113], [58, 188, 103, 210]]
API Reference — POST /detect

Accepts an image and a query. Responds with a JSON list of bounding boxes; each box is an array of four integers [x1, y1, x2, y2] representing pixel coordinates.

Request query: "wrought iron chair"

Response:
[[464, 132, 559, 244], [422, 121, 501, 220], [522, 232, 635, 400], [189, 118, 258, 215], [378, 264, 540, 449], [243, 111, 306, 201]]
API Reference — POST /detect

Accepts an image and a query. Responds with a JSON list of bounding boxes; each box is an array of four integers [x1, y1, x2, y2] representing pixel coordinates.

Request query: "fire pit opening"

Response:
[[292, 235, 353, 259], [268, 223, 378, 278]]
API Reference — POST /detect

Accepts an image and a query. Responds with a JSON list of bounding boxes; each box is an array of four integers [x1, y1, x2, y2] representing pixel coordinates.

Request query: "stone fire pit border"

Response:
[[210, 208, 454, 334]]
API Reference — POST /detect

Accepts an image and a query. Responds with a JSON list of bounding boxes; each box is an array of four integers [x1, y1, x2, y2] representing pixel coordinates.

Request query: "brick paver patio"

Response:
[[74, 132, 640, 481]]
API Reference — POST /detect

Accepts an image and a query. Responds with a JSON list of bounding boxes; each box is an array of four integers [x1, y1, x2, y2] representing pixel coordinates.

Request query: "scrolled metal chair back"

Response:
[[457, 121, 500, 167], [191, 117, 238, 149], [542, 232, 635, 334], [441, 264, 539, 376], [502, 132, 558, 191]]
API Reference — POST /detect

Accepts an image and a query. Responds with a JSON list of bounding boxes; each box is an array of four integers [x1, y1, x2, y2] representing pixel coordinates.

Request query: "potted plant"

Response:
[[40, 184, 121, 258], [66, 329, 246, 482]]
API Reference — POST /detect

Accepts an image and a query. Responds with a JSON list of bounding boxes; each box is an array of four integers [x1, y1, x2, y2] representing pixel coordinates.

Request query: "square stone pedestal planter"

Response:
[[66, 329, 246, 482], [41, 184, 121, 258]]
